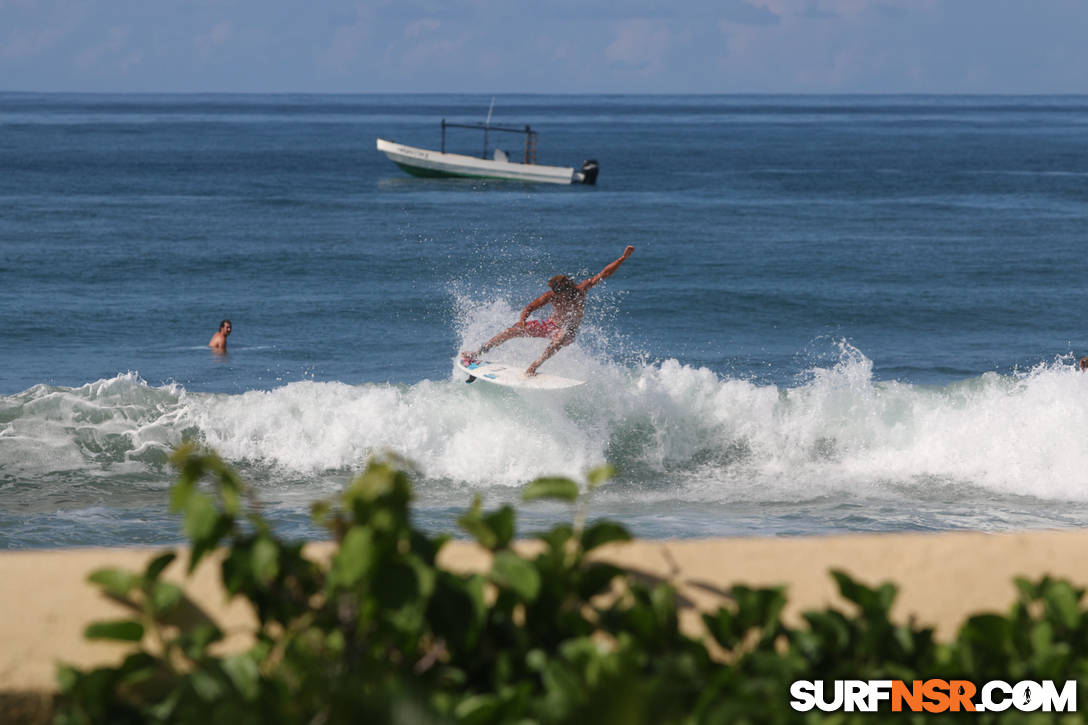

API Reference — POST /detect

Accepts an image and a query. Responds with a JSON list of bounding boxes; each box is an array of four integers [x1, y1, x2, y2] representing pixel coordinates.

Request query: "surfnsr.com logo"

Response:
[[790, 680, 1077, 713]]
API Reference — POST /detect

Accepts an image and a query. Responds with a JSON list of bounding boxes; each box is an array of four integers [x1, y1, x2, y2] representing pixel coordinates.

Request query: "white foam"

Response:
[[4, 343, 1088, 504], [176, 339, 1088, 502], [0, 372, 183, 475]]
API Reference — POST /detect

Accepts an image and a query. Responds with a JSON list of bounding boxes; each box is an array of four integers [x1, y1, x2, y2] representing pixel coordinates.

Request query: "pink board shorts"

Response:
[[523, 318, 560, 338]]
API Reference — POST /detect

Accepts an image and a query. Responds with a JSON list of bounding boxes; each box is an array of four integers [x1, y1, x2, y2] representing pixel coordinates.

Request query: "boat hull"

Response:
[[376, 138, 581, 185]]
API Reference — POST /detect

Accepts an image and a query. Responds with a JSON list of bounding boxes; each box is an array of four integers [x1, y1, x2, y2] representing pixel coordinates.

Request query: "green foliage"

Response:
[[55, 448, 1088, 724]]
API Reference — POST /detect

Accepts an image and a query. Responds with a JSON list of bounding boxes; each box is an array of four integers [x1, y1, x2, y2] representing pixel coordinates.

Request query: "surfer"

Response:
[[462, 245, 635, 376], [209, 319, 232, 352]]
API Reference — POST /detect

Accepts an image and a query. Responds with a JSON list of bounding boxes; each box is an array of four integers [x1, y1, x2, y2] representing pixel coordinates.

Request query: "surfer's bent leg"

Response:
[[525, 332, 574, 377], [463, 324, 530, 361]]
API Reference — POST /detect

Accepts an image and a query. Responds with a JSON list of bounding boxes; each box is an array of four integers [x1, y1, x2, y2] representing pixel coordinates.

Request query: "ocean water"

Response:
[[3, 93, 1088, 549]]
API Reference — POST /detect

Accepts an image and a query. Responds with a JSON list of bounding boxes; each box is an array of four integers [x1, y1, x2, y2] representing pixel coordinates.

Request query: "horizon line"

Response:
[[3, 90, 1088, 98]]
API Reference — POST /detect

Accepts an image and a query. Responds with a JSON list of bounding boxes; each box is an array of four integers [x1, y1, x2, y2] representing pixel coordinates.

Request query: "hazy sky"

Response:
[[2, 0, 1086, 94]]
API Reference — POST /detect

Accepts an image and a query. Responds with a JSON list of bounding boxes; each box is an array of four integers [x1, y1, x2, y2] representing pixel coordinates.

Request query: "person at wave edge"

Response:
[[209, 319, 231, 352], [462, 245, 635, 377]]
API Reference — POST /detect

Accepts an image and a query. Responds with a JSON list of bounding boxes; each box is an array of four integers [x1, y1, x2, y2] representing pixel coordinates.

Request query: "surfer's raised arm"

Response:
[[579, 245, 635, 291]]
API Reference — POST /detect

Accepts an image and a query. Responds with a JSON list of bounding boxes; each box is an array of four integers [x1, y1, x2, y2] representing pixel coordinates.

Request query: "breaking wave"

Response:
[[4, 342, 1088, 505]]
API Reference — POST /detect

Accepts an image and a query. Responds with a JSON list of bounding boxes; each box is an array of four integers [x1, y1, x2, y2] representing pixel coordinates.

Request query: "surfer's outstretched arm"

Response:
[[519, 290, 553, 324], [579, 245, 635, 291]]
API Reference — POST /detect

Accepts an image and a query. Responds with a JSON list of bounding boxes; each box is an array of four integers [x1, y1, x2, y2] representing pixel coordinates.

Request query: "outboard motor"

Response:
[[579, 159, 599, 185]]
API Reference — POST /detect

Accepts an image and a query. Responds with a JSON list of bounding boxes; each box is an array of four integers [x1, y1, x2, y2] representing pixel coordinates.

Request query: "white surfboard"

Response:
[[456, 359, 585, 390]]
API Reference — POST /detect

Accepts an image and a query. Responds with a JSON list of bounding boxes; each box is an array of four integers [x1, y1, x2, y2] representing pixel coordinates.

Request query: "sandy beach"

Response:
[[2, 527, 1085, 706]]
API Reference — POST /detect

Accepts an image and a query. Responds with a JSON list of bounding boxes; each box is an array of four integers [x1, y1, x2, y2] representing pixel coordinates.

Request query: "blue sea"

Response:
[[3, 93, 1088, 549]]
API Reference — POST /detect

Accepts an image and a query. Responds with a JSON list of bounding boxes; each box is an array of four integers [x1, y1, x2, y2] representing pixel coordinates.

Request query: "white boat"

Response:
[[376, 120, 598, 186]]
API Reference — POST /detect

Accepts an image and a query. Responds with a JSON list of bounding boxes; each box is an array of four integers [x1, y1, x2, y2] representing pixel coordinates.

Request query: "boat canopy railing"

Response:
[[441, 120, 538, 165]]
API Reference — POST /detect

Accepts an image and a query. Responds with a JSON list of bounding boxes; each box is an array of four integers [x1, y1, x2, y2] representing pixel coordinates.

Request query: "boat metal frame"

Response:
[[440, 120, 538, 165]]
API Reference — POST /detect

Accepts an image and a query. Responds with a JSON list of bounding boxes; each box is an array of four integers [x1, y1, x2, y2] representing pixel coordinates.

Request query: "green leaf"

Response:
[[491, 550, 541, 602], [55, 664, 80, 694], [345, 463, 397, 504], [578, 562, 624, 600], [429, 573, 486, 650], [540, 524, 573, 555], [144, 551, 177, 582], [407, 554, 437, 601], [458, 503, 516, 552], [1044, 580, 1081, 630], [875, 582, 897, 613], [146, 690, 182, 722], [330, 527, 375, 589], [115, 652, 158, 686], [311, 500, 331, 525], [178, 623, 224, 660], [251, 536, 280, 586], [586, 464, 617, 490], [374, 559, 421, 611], [1014, 576, 1038, 602], [522, 477, 580, 503], [650, 583, 678, 628], [84, 619, 145, 642], [148, 580, 184, 616], [412, 530, 450, 564], [580, 520, 632, 552], [219, 481, 240, 517], [704, 608, 740, 649], [455, 694, 503, 725], [959, 613, 1011, 648], [458, 496, 497, 549], [831, 569, 897, 616], [221, 546, 252, 596], [183, 492, 219, 544], [483, 505, 517, 550], [87, 568, 141, 598], [221, 653, 261, 702], [1029, 620, 1055, 654], [732, 585, 788, 633], [169, 478, 196, 513], [190, 668, 226, 702]]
